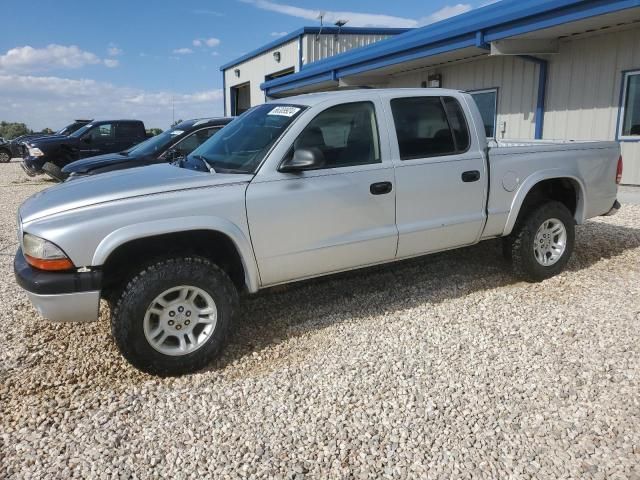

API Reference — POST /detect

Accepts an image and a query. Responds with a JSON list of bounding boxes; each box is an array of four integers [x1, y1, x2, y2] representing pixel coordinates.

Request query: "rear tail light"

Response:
[[616, 156, 623, 185]]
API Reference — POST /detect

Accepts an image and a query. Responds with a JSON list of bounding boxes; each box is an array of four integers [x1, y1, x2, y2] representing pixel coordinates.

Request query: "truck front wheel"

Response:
[[111, 257, 238, 376], [505, 201, 575, 282]]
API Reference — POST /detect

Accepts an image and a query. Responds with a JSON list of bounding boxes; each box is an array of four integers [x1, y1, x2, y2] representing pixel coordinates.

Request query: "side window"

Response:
[[174, 128, 220, 156], [289, 101, 381, 168], [443, 97, 470, 152], [390, 97, 456, 160], [619, 70, 640, 138], [469, 89, 497, 137], [116, 122, 141, 138], [86, 123, 113, 141]]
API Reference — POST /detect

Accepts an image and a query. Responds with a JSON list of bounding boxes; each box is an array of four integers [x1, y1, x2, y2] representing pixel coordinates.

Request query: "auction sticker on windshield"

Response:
[[268, 106, 300, 117]]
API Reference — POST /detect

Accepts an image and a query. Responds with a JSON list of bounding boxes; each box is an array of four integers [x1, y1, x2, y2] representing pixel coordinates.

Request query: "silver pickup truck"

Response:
[[14, 89, 622, 375]]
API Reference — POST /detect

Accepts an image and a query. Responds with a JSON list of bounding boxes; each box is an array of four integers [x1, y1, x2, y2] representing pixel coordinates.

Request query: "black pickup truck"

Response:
[[63, 117, 233, 179], [22, 120, 147, 181]]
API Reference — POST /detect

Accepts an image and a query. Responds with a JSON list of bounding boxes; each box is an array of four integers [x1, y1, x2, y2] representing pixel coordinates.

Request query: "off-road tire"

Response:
[[505, 201, 575, 282], [111, 257, 238, 376], [0, 148, 10, 163], [42, 161, 66, 181]]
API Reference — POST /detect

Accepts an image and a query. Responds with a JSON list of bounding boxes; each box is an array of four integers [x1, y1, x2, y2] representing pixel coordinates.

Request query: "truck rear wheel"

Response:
[[111, 257, 238, 376], [505, 201, 575, 282], [0, 148, 10, 163]]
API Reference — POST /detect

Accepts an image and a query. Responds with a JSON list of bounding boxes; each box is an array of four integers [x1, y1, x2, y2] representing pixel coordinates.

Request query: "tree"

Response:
[[170, 119, 183, 128], [0, 122, 31, 140], [147, 128, 163, 136]]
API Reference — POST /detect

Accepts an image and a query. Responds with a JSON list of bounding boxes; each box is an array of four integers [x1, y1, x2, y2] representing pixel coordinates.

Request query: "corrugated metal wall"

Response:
[[544, 27, 640, 184], [224, 39, 299, 116], [303, 34, 393, 65], [384, 56, 539, 139]]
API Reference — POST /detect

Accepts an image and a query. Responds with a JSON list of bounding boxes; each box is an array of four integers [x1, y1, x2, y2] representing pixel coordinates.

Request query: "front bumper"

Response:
[[14, 249, 102, 322], [21, 159, 43, 176]]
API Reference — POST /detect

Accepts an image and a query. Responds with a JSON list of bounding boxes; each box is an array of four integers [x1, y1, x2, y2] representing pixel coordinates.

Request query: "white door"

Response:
[[384, 94, 487, 258], [246, 100, 398, 286]]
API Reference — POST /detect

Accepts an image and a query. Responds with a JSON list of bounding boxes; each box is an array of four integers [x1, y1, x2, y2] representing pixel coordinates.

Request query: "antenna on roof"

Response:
[[316, 11, 326, 41], [334, 19, 348, 40]]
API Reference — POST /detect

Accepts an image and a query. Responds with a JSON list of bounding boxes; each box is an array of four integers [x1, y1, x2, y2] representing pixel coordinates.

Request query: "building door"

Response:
[[231, 83, 251, 116]]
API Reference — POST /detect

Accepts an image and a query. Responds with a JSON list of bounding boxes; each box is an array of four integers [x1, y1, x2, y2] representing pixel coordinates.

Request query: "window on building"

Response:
[[390, 96, 469, 160], [469, 89, 498, 138], [288, 102, 381, 168], [620, 70, 640, 139]]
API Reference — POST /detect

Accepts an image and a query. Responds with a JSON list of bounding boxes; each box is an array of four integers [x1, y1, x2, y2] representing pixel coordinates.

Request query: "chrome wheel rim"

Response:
[[0, 152, 9, 162], [533, 218, 567, 267], [143, 285, 217, 356]]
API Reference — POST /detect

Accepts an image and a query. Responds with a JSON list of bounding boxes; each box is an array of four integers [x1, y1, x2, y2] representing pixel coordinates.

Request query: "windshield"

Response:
[[181, 104, 305, 173], [70, 124, 93, 138], [126, 128, 185, 156]]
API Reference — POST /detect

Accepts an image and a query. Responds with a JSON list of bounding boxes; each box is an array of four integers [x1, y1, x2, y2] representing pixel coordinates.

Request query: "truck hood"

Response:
[[20, 164, 253, 224], [27, 135, 74, 148], [62, 151, 149, 174]]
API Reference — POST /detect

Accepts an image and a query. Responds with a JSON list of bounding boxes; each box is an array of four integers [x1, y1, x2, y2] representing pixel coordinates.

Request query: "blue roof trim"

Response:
[[219, 27, 411, 71], [262, 0, 640, 96]]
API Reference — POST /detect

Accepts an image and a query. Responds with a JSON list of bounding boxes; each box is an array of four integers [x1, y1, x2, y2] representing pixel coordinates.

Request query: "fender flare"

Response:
[[92, 216, 261, 293], [503, 170, 587, 236]]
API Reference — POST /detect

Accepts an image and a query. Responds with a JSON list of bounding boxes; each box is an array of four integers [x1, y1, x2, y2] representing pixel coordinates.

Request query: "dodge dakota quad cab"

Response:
[[14, 89, 622, 376], [62, 117, 233, 179], [21, 120, 147, 181]]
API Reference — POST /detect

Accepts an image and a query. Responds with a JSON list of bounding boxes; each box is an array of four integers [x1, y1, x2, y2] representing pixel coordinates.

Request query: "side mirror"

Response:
[[279, 148, 325, 173]]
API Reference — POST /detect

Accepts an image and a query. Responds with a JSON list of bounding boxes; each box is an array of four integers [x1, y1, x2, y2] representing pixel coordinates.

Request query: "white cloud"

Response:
[[239, 0, 472, 28], [0, 44, 103, 73], [0, 74, 223, 130], [270, 31, 288, 37], [204, 38, 221, 47], [107, 46, 123, 56], [103, 58, 119, 68], [172, 48, 194, 55], [193, 37, 221, 48]]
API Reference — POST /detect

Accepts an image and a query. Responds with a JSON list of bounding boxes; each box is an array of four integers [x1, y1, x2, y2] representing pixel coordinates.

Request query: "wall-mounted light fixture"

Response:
[[273, 51, 281, 63], [234, 68, 240, 78], [427, 74, 442, 88]]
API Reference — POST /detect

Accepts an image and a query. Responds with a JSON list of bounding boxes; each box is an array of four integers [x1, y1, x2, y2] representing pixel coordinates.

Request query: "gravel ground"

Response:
[[1, 160, 639, 479]]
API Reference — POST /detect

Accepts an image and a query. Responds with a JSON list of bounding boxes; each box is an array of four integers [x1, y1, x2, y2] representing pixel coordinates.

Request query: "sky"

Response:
[[0, 0, 491, 131]]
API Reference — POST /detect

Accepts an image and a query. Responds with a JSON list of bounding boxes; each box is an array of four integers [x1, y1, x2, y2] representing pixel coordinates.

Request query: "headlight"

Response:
[[23, 233, 74, 271], [28, 147, 44, 157]]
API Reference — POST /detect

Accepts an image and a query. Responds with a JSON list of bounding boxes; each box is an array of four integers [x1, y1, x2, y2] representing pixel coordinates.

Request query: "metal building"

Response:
[[220, 27, 410, 117], [220, 0, 640, 185]]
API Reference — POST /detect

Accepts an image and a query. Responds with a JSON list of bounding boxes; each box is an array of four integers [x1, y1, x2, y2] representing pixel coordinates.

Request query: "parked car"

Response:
[[14, 89, 622, 375], [63, 118, 233, 179], [21, 120, 147, 181], [9, 120, 92, 158], [0, 137, 10, 163]]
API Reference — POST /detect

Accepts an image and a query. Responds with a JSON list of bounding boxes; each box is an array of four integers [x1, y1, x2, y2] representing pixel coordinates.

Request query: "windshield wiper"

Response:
[[193, 154, 216, 173]]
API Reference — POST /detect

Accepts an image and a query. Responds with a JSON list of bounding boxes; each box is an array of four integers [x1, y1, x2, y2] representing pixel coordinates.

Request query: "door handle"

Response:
[[370, 181, 393, 195], [461, 170, 480, 182]]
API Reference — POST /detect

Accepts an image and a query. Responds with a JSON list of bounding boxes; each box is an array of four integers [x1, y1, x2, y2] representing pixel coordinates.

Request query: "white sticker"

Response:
[[170, 130, 184, 135], [268, 106, 300, 117]]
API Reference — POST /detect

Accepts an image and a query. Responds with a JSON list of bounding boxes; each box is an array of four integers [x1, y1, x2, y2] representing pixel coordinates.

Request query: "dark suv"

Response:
[[22, 120, 147, 181], [63, 117, 233, 179]]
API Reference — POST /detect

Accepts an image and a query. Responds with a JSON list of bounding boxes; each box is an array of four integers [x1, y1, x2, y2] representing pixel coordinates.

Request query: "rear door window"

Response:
[[116, 122, 142, 139], [390, 97, 468, 160]]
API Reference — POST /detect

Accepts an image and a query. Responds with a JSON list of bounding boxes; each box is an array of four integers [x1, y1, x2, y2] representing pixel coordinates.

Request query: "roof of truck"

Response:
[[268, 88, 464, 107]]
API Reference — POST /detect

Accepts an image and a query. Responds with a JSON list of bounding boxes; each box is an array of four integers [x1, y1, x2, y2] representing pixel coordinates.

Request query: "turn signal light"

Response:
[[24, 254, 75, 271]]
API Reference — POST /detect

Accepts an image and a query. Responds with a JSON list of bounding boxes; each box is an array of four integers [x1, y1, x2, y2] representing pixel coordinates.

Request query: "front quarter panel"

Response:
[[22, 180, 261, 292]]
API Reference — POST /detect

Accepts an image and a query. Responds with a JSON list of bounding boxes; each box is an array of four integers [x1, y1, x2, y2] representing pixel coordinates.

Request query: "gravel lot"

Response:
[[1, 160, 639, 479]]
